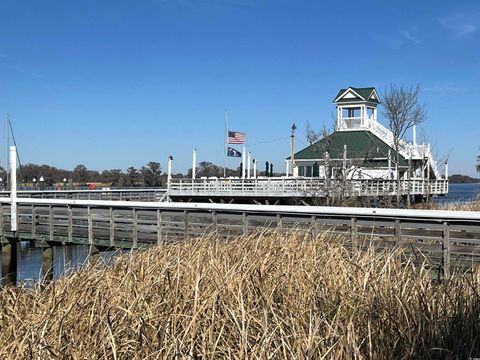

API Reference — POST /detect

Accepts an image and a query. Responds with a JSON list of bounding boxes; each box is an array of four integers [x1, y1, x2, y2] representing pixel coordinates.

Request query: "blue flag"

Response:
[[227, 147, 242, 157]]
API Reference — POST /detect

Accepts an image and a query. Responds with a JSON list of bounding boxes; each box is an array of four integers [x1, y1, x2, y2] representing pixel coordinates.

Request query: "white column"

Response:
[[445, 160, 449, 179], [247, 152, 251, 179], [413, 125, 417, 148], [337, 107, 341, 129], [253, 159, 257, 179], [167, 156, 173, 187], [192, 149, 197, 180], [285, 160, 290, 177], [388, 149, 392, 178], [242, 145, 246, 179], [9, 145, 17, 232]]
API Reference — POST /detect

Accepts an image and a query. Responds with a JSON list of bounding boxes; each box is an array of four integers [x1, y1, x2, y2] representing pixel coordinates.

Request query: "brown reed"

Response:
[[1, 230, 479, 359]]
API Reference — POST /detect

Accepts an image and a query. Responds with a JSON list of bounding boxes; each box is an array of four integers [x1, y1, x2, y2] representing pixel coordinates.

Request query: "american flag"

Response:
[[228, 131, 246, 144]]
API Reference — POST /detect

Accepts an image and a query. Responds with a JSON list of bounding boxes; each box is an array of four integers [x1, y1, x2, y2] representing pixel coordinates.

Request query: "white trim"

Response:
[[368, 88, 380, 102], [334, 87, 366, 102]]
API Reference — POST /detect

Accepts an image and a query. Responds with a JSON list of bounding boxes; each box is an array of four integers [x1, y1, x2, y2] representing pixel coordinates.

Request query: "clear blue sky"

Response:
[[0, 0, 479, 175]]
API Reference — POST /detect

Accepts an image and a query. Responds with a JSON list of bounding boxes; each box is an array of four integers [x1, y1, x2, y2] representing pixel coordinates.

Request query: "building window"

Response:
[[306, 166, 312, 177], [298, 166, 305, 176], [313, 164, 319, 177]]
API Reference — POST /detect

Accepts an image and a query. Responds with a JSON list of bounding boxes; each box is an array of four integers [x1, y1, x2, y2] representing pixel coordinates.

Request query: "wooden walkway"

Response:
[[1, 197, 480, 285], [1, 188, 167, 201]]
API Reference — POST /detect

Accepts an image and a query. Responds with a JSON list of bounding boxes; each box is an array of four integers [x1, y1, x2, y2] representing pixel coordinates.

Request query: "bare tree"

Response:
[[305, 121, 332, 145], [382, 84, 427, 206]]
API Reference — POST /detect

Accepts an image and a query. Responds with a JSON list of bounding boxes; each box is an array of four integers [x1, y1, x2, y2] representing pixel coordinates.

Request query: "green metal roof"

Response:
[[289, 130, 406, 165], [334, 87, 380, 104]]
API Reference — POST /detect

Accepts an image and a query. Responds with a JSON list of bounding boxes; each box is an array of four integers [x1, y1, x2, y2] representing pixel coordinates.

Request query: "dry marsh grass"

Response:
[[414, 200, 480, 211], [1, 231, 480, 359]]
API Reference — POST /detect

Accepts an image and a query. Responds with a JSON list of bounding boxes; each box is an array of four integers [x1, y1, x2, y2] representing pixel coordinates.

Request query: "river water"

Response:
[[2, 183, 479, 285], [434, 183, 480, 204]]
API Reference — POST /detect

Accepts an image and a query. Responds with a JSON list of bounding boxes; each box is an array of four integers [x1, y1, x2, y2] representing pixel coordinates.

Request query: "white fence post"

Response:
[[10, 145, 17, 232]]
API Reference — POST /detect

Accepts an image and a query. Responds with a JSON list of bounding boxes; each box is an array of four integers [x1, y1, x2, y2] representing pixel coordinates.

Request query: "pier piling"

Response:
[[41, 246, 54, 282], [1, 238, 18, 286]]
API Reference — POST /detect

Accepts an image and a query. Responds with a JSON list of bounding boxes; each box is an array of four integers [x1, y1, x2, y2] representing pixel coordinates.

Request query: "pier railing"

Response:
[[168, 178, 449, 198], [0, 188, 167, 202], [1, 197, 478, 280]]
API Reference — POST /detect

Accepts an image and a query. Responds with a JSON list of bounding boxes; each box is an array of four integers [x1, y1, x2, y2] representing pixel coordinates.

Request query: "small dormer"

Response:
[[333, 87, 381, 131]]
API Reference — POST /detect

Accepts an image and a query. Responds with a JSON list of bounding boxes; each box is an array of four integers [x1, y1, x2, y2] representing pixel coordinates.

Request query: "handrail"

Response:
[[0, 197, 476, 222]]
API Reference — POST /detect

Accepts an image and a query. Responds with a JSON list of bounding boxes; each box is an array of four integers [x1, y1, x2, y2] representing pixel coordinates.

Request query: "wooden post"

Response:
[[67, 205, 73, 243], [394, 220, 401, 244], [88, 244, 100, 265], [157, 209, 163, 245], [212, 211, 218, 232], [311, 216, 317, 237], [276, 214, 283, 232], [132, 208, 138, 248], [351, 217, 358, 254], [109, 207, 115, 247], [443, 222, 451, 279], [184, 210, 188, 240], [31, 205, 36, 238], [41, 246, 54, 282], [242, 212, 248, 235], [1, 238, 17, 286], [49, 205, 54, 241], [87, 206, 93, 245]]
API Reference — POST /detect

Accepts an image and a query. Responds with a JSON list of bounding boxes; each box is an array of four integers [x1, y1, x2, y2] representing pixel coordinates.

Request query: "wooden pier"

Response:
[[2, 188, 167, 201], [1, 196, 479, 285], [167, 177, 449, 204]]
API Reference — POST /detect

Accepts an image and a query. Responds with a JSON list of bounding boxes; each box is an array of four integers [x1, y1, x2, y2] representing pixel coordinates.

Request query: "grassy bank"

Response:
[[1, 231, 480, 359]]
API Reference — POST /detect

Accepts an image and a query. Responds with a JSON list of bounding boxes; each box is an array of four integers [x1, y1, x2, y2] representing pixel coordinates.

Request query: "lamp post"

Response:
[[33, 177, 37, 190], [39, 176, 44, 191], [63, 177, 67, 190], [290, 123, 296, 177]]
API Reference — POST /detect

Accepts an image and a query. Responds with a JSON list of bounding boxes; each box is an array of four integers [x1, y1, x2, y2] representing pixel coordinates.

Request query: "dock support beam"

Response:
[[1, 238, 18, 286], [88, 245, 100, 265], [41, 246, 54, 282]]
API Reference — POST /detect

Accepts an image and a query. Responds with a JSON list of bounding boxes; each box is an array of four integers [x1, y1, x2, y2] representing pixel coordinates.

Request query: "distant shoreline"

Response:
[[449, 174, 480, 184]]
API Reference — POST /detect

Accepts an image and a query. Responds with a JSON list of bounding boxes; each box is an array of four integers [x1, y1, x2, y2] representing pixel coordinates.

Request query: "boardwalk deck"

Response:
[[1, 197, 479, 285]]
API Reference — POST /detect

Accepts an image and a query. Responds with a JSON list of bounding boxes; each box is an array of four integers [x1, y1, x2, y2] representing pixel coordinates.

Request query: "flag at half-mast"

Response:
[[228, 131, 246, 144], [227, 147, 242, 157]]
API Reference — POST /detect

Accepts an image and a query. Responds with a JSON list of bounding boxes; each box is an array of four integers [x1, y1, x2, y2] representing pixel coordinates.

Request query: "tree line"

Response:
[[6, 160, 282, 188], [14, 162, 164, 187]]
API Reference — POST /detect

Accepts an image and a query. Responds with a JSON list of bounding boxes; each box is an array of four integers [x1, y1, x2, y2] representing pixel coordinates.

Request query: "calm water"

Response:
[[1, 243, 122, 286], [435, 183, 480, 204], [2, 183, 479, 285]]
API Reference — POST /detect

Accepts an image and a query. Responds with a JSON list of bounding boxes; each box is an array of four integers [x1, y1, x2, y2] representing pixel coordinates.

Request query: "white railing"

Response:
[[338, 118, 442, 179], [168, 178, 449, 198]]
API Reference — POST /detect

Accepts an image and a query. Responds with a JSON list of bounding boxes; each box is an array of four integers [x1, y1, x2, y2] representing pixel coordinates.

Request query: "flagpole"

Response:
[[224, 109, 228, 178], [242, 144, 246, 179]]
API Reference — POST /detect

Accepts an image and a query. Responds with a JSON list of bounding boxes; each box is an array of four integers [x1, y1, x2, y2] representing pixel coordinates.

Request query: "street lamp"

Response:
[[63, 178, 67, 189], [33, 177, 37, 190], [39, 176, 44, 190]]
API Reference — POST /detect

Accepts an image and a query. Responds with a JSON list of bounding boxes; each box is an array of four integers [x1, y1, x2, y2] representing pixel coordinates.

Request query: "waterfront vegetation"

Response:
[[1, 231, 480, 359], [415, 199, 480, 211]]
